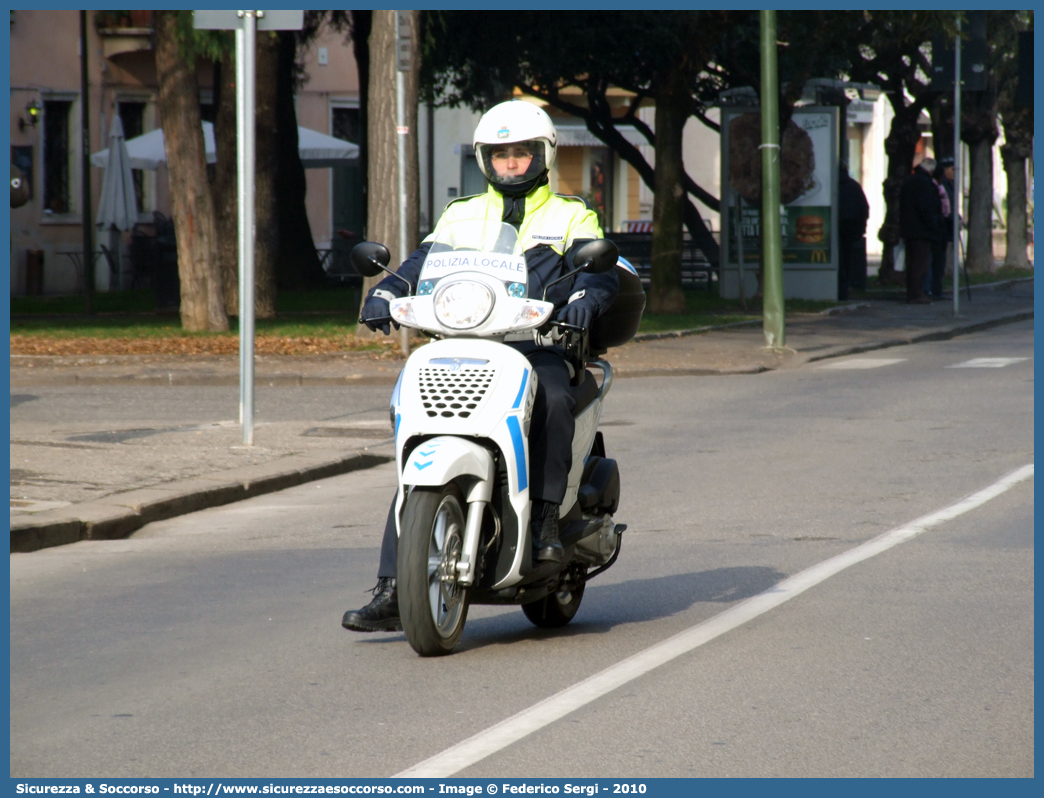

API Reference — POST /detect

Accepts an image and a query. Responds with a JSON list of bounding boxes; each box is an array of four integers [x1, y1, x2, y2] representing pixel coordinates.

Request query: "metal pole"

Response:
[[236, 25, 246, 425], [396, 21, 411, 357], [759, 10, 785, 347], [953, 18, 962, 317], [241, 11, 257, 445], [80, 10, 94, 313], [735, 193, 746, 311]]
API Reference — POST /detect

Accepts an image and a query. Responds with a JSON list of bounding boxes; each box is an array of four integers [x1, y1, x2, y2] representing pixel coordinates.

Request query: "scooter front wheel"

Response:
[[398, 484, 470, 656]]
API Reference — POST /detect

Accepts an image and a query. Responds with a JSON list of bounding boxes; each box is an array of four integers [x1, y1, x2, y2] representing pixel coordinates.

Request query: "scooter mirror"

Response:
[[350, 242, 391, 278], [573, 239, 619, 274]]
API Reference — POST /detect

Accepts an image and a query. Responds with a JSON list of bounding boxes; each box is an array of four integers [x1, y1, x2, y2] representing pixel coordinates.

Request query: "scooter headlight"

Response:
[[433, 280, 494, 330]]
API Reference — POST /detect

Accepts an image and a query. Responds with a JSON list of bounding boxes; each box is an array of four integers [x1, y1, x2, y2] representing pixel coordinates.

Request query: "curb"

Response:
[[10, 450, 394, 554], [973, 276, 1035, 291], [9, 306, 1032, 552], [9, 373, 402, 388], [802, 309, 1034, 365], [632, 317, 761, 342], [616, 364, 769, 378]]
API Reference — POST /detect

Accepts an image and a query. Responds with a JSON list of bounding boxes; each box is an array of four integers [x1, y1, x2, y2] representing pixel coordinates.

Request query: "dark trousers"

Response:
[[838, 221, 867, 298], [904, 238, 932, 301], [377, 347, 576, 579], [928, 241, 947, 297]]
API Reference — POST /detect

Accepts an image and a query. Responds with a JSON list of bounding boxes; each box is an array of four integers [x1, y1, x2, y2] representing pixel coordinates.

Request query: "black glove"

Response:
[[360, 294, 392, 335], [556, 297, 597, 330]]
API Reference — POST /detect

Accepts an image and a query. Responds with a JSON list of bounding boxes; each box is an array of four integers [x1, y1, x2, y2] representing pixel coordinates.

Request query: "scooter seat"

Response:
[[572, 369, 600, 417]]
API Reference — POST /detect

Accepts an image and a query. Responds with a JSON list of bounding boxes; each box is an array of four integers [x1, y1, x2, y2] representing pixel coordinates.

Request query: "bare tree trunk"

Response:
[[648, 82, 687, 314], [276, 30, 324, 290], [965, 139, 995, 273], [1000, 105, 1033, 269], [253, 31, 280, 318], [350, 11, 372, 237], [154, 11, 228, 332], [213, 50, 239, 317], [1002, 152, 1029, 268], [356, 10, 420, 340], [405, 12, 420, 266], [961, 64, 999, 275]]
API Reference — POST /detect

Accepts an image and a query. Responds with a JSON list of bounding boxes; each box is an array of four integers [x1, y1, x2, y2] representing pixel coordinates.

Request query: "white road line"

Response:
[[948, 357, 1029, 368], [394, 463, 1034, 778], [817, 357, 907, 370]]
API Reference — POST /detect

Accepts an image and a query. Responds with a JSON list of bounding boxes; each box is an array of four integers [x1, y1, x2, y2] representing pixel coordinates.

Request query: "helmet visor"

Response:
[[476, 139, 548, 186]]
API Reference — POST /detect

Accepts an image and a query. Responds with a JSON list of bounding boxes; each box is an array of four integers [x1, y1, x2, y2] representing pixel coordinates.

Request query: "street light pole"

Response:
[[760, 10, 785, 347], [953, 18, 962, 317], [193, 10, 303, 445], [236, 25, 246, 426], [396, 10, 412, 358], [240, 10, 257, 445], [80, 10, 94, 314]]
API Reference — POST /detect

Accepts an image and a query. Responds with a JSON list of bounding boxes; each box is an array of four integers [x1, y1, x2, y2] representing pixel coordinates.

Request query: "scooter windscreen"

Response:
[[389, 220, 553, 335]]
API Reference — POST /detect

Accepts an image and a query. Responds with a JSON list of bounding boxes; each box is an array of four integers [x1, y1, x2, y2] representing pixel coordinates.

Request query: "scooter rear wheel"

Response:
[[398, 484, 470, 656], [522, 581, 586, 628]]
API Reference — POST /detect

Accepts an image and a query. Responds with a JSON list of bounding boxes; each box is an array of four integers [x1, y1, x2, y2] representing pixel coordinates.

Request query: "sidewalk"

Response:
[[10, 278, 1033, 552]]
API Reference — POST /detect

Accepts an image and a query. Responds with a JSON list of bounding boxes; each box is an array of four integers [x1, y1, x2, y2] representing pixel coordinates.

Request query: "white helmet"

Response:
[[473, 100, 557, 194]]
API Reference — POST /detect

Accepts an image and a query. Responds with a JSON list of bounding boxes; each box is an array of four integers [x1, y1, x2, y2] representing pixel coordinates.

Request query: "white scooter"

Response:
[[352, 219, 645, 656]]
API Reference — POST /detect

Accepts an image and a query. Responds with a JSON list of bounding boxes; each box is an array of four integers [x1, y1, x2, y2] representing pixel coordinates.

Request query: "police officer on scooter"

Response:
[[342, 100, 620, 632]]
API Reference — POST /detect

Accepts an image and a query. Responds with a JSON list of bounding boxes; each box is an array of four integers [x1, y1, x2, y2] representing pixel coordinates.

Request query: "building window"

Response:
[[459, 144, 486, 197], [43, 99, 73, 214], [332, 105, 362, 145], [331, 105, 364, 240], [118, 101, 146, 213]]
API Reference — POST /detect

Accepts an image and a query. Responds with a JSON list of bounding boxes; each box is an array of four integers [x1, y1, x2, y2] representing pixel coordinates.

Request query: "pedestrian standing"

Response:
[[899, 157, 942, 304], [838, 161, 870, 299], [927, 156, 957, 298]]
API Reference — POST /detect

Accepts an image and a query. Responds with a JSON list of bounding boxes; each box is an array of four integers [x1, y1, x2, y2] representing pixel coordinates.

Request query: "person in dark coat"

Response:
[[838, 161, 870, 299], [899, 157, 942, 303], [926, 156, 957, 298]]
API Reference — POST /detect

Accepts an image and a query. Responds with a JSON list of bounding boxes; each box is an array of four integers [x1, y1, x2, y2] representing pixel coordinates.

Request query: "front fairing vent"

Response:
[[418, 366, 497, 419]]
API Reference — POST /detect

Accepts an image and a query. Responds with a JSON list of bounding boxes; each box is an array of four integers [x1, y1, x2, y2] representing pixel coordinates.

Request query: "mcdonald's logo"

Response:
[[812, 250, 828, 263]]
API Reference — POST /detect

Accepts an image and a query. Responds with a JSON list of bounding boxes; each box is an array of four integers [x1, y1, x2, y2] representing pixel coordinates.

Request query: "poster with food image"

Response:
[[722, 107, 837, 266]]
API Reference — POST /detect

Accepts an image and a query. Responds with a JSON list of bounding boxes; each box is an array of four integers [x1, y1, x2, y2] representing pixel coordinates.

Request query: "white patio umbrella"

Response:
[[90, 122, 359, 170], [95, 115, 139, 290]]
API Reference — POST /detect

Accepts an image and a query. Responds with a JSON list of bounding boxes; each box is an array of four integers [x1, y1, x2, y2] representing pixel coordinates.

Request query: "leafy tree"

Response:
[[276, 28, 327, 291], [422, 10, 729, 313], [842, 10, 956, 285], [997, 13, 1034, 269], [304, 11, 371, 231], [930, 12, 1030, 274], [208, 19, 329, 317], [356, 9, 421, 340], [422, 11, 857, 311], [698, 11, 858, 296]]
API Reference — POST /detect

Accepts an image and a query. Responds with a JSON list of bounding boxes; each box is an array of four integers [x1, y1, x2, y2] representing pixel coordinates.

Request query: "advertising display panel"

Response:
[[720, 106, 839, 300]]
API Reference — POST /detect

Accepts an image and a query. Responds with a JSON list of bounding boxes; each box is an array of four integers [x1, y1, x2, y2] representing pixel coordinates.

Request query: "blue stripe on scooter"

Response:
[[512, 368, 529, 410], [506, 416, 528, 493]]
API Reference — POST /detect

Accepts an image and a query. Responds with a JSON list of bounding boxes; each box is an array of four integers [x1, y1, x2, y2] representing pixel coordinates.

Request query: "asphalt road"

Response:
[[10, 321, 1034, 778]]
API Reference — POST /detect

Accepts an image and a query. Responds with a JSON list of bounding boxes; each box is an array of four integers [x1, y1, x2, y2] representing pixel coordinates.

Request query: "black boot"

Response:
[[341, 577, 402, 632], [532, 500, 564, 563]]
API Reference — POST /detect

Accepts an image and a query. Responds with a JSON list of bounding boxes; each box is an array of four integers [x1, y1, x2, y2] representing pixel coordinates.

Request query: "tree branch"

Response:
[[691, 107, 720, 133]]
